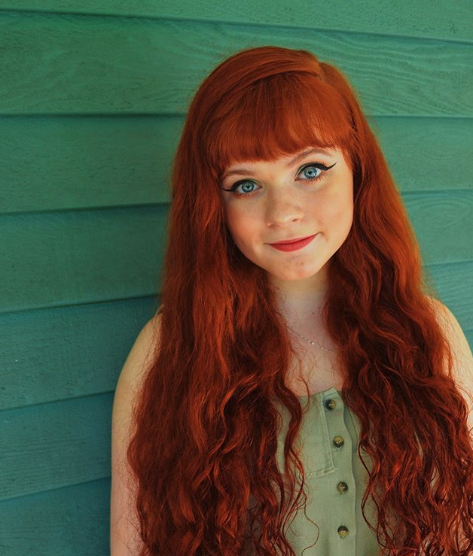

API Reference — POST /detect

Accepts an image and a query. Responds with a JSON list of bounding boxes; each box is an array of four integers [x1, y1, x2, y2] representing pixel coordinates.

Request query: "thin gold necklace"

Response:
[[287, 325, 337, 353]]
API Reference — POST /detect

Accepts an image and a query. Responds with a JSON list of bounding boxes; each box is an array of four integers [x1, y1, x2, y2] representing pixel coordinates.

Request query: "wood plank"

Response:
[[0, 116, 180, 214], [0, 263, 471, 413], [0, 478, 109, 555], [404, 191, 473, 264], [0, 13, 471, 116], [0, 206, 167, 313], [428, 261, 473, 326], [0, 0, 471, 43], [373, 118, 473, 194], [0, 296, 158, 411], [0, 195, 471, 313], [1, 116, 471, 215], [0, 394, 112, 501]]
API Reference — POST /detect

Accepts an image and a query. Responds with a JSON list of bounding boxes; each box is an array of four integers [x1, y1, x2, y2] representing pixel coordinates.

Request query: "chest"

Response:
[[285, 335, 344, 396]]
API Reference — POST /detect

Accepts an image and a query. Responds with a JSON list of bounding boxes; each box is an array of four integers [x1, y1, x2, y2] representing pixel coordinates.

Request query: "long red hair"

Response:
[[127, 46, 473, 555]]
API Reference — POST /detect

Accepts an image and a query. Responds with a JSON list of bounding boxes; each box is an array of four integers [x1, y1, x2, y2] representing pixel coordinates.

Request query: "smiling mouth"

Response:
[[269, 234, 316, 245], [268, 234, 318, 252]]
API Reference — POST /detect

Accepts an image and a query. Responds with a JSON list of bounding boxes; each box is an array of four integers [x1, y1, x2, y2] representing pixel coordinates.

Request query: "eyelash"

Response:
[[222, 162, 336, 198]]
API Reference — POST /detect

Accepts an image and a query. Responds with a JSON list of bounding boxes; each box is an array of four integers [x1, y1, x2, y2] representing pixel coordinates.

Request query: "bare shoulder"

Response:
[[110, 311, 163, 555], [426, 296, 473, 429], [116, 312, 163, 395], [426, 297, 472, 367]]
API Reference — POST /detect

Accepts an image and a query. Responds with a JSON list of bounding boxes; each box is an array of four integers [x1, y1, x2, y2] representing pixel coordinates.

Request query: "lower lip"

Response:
[[269, 234, 318, 252]]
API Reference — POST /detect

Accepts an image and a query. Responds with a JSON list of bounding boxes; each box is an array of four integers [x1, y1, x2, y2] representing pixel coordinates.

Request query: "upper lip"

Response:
[[269, 234, 317, 245]]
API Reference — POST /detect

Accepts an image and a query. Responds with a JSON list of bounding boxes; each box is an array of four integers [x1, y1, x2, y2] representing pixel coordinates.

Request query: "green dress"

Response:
[[244, 387, 382, 555]]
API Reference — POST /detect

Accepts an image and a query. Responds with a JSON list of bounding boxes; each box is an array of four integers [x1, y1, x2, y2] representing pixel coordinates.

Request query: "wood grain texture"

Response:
[[0, 0, 471, 42], [404, 191, 473, 263], [0, 296, 158, 411], [0, 394, 112, 501], [0, 478, 110, 554], [0, 116, 181, 214], [0, 206, 167, 312], [0, 13, 471, 116], [428, 261, 473, 326], [1, 116, 471, 215]]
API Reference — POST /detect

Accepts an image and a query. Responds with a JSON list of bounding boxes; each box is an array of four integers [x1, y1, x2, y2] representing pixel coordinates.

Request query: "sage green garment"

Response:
[[272, 386, 382, 555]]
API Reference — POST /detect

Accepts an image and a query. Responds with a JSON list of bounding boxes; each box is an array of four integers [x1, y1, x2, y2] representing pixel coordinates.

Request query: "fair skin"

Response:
[[219, 146, 353, 341]]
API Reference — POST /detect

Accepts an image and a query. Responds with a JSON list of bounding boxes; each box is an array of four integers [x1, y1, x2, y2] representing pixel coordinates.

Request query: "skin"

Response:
[[219, 146, 354, 323]]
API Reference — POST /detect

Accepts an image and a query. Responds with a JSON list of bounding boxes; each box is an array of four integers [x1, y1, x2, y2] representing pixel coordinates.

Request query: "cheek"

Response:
[[316, 192, 351, 218], [316, 191, 353, 232], [337, 194, 354, 231], [223, 205, 247, 242], [225, 204, 256, 237]]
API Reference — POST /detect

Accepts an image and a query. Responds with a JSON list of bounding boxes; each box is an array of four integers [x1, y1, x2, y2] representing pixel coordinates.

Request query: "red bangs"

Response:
[[206, 71, 355, 179]]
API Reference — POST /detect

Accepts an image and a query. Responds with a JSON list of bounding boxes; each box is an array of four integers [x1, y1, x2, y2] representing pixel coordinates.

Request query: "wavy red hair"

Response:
[[127, 46, 473, 555]]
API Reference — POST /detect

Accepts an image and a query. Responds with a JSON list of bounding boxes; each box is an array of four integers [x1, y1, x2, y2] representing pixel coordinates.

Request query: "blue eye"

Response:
[[222, 162, 336, 198], [301, 165, 323, 180]]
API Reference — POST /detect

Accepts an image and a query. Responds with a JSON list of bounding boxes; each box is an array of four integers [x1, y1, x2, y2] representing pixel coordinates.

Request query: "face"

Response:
[[219, 146, 354, 289]]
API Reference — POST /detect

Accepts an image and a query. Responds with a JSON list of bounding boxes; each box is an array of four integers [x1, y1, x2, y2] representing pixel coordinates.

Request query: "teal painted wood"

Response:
[[428, 262, 473, 326], [0, 4, 471, 556], [0, 206, 167, 312], [0, 116, 181, 214], [404, 190, 473, 263], [0, 393, 112, 501], [0, 0, 471, 43], [0, 13, 471, 117], [0, 478, 110, 555], [0, 296, 158, 411], [0, 116, 472, 216]]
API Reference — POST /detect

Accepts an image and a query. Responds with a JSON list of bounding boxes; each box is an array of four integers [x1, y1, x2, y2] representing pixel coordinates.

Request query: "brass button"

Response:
[[337, 481, 348, 494], [325, 398, 337, 410], [338, 525, 349, 538], [333, 435, 345, 448]]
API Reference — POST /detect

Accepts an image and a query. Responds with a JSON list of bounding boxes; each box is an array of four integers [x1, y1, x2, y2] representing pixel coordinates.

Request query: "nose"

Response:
[[265, 189, 304, 227]]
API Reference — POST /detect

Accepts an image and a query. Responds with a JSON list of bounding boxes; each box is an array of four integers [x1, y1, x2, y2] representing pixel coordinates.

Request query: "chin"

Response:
[[270, 267, 323, 282]]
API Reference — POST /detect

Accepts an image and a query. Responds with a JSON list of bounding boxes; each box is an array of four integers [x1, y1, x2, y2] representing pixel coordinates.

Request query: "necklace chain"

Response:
[[287, 325, 337, 353]]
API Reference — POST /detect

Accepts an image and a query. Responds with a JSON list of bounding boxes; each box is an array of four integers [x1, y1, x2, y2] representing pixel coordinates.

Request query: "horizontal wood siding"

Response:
[[0, 3, 471, 555], [1, 0, 472, 42]]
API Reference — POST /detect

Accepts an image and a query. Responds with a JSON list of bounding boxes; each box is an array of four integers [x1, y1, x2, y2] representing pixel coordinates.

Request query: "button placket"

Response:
[[275, 394, 336, 478], [323, 390, 357, 547]]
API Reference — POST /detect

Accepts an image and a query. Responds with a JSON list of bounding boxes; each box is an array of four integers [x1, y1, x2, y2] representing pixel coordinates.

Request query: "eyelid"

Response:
[[298, 161, 331, 174], [223, 160, 332, 188]]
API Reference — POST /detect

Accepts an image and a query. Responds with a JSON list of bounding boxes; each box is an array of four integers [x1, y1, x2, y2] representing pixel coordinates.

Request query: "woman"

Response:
[[110, 46, 473, 555]]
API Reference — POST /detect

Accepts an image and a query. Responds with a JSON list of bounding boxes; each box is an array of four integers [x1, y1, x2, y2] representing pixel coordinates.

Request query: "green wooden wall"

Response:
[[0, 2, 471, 554]]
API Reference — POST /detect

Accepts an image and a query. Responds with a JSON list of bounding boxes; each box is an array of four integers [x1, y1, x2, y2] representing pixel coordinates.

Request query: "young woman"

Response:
[[110, 45, 473, 555]]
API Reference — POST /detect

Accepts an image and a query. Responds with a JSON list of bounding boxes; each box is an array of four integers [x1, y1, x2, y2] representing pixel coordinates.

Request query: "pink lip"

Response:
[[270, 234, 316, 245], [269, 233, 318, 252]]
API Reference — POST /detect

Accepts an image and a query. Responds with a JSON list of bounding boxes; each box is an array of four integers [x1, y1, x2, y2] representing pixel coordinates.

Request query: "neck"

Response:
[[276, 293, 326, 325], [270, 266, 329, 322]]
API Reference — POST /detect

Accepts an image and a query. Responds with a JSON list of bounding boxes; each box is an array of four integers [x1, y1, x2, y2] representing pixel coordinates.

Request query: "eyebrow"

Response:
[[222, 147, 333, 181]]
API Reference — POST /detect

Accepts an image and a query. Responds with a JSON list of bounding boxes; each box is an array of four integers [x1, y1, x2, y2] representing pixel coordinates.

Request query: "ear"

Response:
[[428, 296, 473, 436]]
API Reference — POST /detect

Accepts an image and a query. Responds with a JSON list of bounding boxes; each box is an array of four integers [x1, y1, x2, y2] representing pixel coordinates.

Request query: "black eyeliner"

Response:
[[223, 161, 337, 192]]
